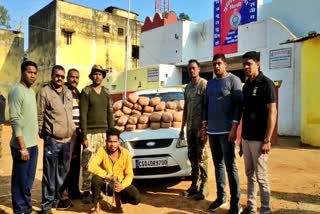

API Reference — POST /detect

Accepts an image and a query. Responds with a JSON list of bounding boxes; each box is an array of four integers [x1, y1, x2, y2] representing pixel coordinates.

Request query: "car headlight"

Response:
[[176, 138, 187, 148]]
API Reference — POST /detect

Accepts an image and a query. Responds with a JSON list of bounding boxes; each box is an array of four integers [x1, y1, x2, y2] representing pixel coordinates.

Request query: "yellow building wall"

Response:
[[0, 29, 24, 120], [301, 36, 320, 147], [57, 1, 142, 90]]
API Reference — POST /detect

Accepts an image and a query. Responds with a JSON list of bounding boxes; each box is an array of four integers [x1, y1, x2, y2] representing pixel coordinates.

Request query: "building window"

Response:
[[132, 45, 139, 59], [103, 25, 110, 33], [118, 28, 124, 36], [62, 28, 74, 45]]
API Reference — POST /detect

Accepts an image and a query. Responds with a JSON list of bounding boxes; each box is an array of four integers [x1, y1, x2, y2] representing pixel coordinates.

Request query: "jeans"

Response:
[[242, 139, 271, 214], [41, 135, 70, 211], [91, 175, 140, 205], [11, 145, 38, 214], [63, 128, 82, 197], [209, 134, 240, 207]]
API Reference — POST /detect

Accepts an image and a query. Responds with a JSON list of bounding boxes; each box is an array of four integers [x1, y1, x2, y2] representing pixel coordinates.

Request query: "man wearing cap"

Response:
[[80, 64, 114, 204]]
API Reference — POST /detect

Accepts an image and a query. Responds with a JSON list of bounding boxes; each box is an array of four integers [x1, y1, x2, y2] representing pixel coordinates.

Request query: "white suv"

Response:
[[120, 87, 191, 179]]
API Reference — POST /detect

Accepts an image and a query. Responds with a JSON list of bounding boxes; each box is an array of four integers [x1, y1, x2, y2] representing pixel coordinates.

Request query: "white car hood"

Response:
[[120, 128, 180, 141]]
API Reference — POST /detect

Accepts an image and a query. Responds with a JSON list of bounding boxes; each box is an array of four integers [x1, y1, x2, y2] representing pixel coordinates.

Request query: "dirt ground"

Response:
[[0, 125, 319, 214]]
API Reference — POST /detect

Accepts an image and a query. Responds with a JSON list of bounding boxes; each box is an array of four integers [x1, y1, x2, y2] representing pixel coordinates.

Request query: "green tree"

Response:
[[0, 5, 10, 28], [178, 12, 191, 21]]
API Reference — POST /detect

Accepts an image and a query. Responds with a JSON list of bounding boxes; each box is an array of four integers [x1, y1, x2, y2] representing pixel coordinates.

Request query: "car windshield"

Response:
[[139, 92, 184, 102]]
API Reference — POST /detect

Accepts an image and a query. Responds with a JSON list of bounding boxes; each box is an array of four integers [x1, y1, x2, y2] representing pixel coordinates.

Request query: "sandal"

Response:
[[89, 209, 99, 214]]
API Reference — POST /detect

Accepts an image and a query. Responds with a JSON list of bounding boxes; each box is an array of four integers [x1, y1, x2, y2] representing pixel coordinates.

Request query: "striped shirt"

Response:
[[72, 92, 80, 128]]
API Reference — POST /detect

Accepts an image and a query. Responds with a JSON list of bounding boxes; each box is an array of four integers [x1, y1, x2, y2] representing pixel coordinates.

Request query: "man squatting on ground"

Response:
[[88, 128, 140, 214]]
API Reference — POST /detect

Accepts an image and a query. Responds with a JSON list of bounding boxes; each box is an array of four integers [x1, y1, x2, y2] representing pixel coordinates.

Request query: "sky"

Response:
[[1, 0, 271, 50]]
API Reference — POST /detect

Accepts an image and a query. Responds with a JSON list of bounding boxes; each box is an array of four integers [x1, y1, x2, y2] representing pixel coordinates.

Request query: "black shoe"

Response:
[[241, 207, 256, 214], [57, 199, 73, 210], [209, 198, 228, 212], [82, 191, 91, 204], [69, 191, 82, 199], [194, 182, 208, 201], [182, 182, 198, 197]]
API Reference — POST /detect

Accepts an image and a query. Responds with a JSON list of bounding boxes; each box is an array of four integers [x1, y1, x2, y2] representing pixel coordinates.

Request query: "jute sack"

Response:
[[131, 109, 142, 116], [178, 100, 185, 111], [150, 112, 162, 122], [149, 97, 161, 106], [113, 100, 123, 111], [161, 121, 171, 128], [138, 115, 149, 124], [172, 121, 182, 128], [166, 101, 177, 110], [128, 93, 139, 104], [165, 109, 176, 113], [155, 101, 165, 111], [162, 112, 173, 123], [115, 125, 125, 132], [123, 100, 134, 109], [127, 115, 139, 125], [125, 124, 136, 131], [117, 115, 128, 126], [114, 110, 124, 117], [138, 96, 150, 106], [122, 106, 132, 115], [142, 112, 152, 117], [133, 103, 143, 111], [137, 123, 149, 129], [150, 122, 161, 129], [173, 111, 183, 122], [144, 106, 154, 113]]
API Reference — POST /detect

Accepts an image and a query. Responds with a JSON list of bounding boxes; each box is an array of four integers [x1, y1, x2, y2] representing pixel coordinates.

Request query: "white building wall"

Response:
[[259, 0, 320, 37], [181, 20, 213, 63], [139, 22, 183, 66], [159, 64, 181, 87], [238, 19, 299, 136]]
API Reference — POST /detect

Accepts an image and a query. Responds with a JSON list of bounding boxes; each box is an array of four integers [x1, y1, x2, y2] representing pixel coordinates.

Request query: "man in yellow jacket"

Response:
[[88, 128, 140, 213]]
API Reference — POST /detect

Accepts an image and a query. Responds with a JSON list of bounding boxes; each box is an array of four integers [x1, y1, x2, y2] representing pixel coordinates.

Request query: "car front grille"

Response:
[[129, 139, 173, 149], [133, 165, 181, 176]]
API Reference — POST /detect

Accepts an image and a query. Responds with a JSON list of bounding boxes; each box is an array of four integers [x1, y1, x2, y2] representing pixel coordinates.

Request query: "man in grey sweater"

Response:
[[203, 54, 243, 214], [9, 61, 39, 214]]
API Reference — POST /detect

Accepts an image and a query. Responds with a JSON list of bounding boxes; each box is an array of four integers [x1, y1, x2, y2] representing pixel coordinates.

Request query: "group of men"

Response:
[[7, 61, 140, 214], [5, 50, 276, 214], [181, 51, 277, 214]]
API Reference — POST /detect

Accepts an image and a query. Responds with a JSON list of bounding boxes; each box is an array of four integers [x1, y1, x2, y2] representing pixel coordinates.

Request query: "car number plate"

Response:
[[136, 158, 168, 168]]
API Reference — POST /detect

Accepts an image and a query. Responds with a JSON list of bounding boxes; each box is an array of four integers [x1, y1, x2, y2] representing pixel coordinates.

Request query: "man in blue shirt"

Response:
[[203, 54, 243, 214]]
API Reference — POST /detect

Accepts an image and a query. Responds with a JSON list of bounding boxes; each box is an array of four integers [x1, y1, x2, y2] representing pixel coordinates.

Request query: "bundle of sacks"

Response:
[[113, 93, 185, 132]]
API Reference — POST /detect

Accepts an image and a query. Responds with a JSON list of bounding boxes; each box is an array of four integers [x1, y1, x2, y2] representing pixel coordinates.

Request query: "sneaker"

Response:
[[57, 199, 73, 210], [228, 205, 243, 214], [209, 198, 228, 212], [82, 191, 91, 204], [241, 207, 256, 214]]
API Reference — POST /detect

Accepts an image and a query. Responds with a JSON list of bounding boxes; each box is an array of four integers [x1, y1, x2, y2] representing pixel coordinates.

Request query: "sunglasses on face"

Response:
[[55, 74, 65, 79]]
